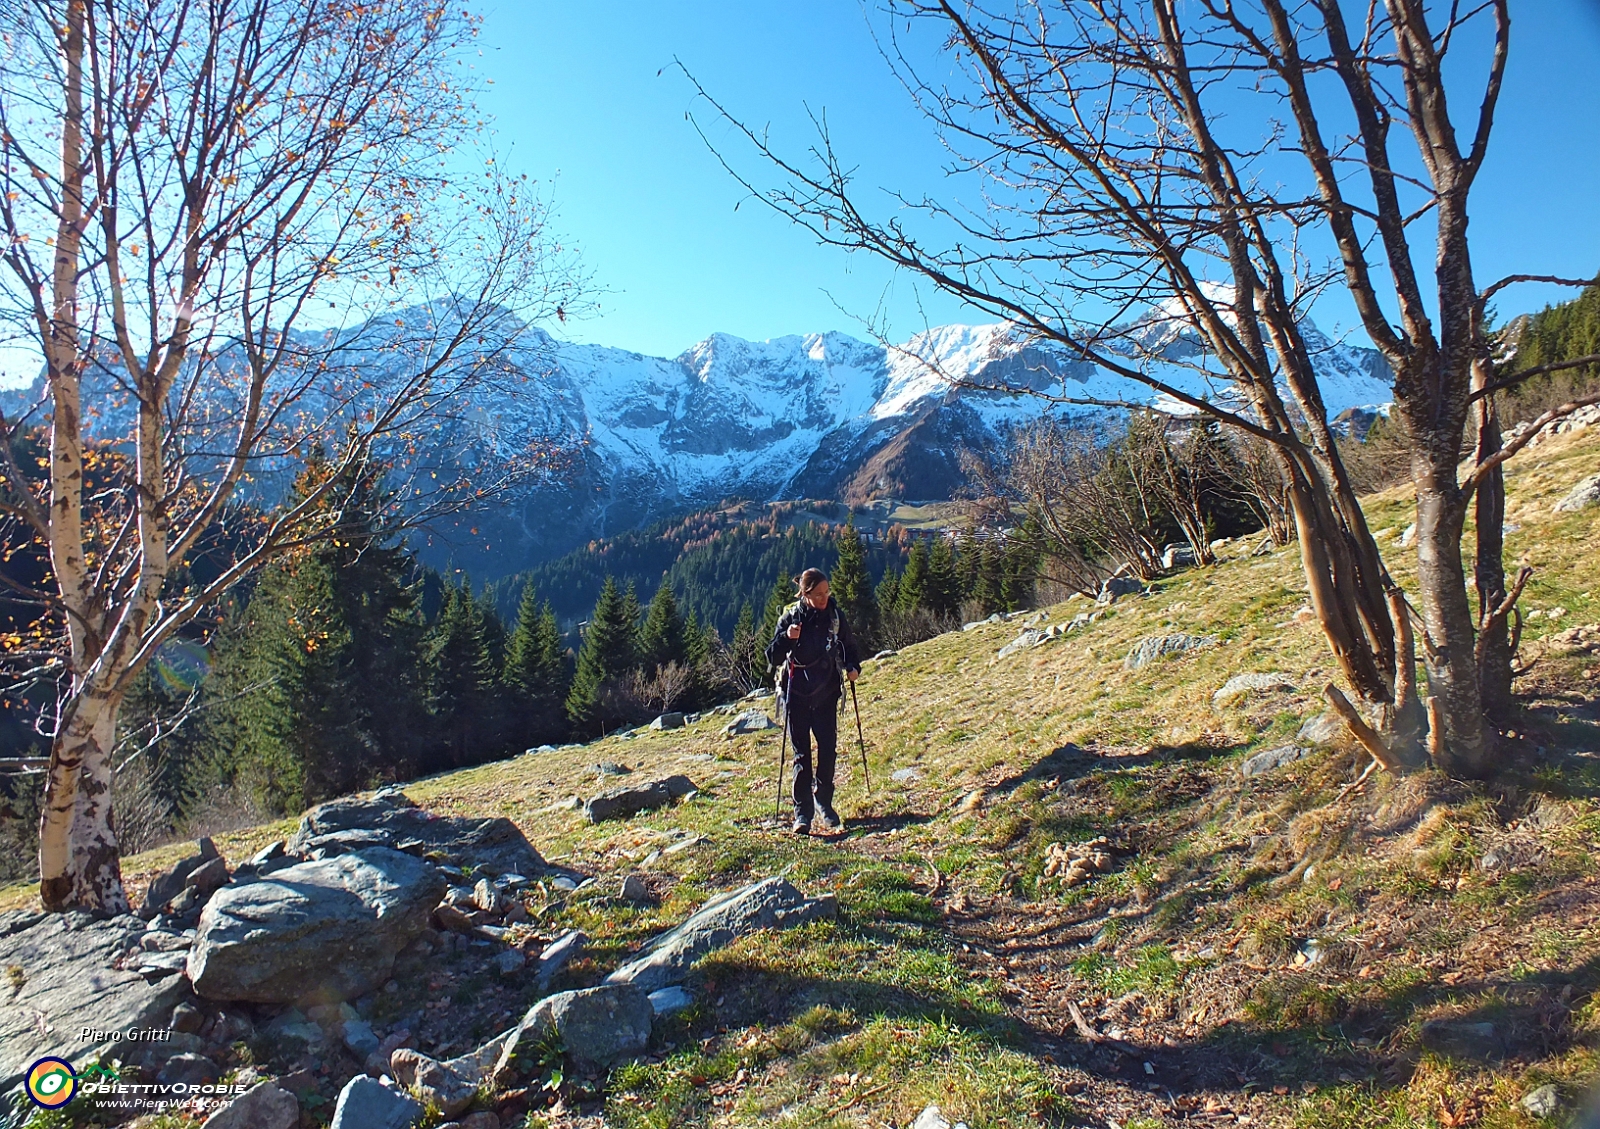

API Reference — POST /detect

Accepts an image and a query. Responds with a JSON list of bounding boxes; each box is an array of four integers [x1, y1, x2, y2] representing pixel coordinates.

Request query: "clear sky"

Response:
[[476, 1, 1600, 359]]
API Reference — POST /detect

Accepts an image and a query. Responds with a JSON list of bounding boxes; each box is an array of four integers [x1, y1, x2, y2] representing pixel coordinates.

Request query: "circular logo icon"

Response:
[[26, 1057, 77, 1109]]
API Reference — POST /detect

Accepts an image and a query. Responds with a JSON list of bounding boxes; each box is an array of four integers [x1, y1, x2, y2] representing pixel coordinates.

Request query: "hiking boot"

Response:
[[816, 804, 843, 831], [792, 818, 811, 836]]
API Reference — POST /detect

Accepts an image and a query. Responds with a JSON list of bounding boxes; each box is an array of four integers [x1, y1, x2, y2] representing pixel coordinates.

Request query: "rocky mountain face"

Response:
[[0, 315, 1395, 580]]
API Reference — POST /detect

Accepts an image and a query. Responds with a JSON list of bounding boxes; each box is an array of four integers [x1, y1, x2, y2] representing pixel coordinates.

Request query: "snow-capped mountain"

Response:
[[0, 313, 1394, 579]]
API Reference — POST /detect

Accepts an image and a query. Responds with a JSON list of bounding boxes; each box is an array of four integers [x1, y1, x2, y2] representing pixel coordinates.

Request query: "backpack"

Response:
[[775, 600, 842, 701]]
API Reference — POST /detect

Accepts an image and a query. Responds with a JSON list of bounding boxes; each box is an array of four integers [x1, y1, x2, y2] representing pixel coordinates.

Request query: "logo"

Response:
[[26, 1057, 77, 1109]]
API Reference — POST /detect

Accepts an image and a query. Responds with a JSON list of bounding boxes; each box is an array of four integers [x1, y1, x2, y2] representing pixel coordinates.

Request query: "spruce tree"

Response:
[[566, 577, 641, 735], [1002, 525, 1041, 611], [425, 579, 502, 768], [925, 536, 961, 618], [505, 583, 570, 746], [876, 566, 901, 618], [956, 527, 982, 605], [759, 571, 796, 662], [638, 583, 687, 672], [973, 538, 1005, 615], [831, 520, 880, 651], [896, 542, 929, 617]]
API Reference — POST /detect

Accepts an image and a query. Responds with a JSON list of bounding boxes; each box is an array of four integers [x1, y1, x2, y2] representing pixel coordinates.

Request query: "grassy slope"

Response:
[[7, 429, 1600, 1129]]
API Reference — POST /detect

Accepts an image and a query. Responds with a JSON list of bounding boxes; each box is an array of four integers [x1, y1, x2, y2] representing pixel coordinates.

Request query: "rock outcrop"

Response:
[[286, 788, 546, 876], [188, 848, 446, 1004], [584, 775, 697, 823], [606, 876, 836, 993], [1123, 633, 1218, 670], [495, 985, 655, 1074]]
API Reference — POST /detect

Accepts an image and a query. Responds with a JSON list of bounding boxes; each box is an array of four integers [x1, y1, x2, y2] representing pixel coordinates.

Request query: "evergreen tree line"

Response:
[[1501, 285, 1600, 424]]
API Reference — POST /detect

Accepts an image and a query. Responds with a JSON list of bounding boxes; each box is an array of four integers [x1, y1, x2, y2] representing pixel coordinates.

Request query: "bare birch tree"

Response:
[[693, 0, 1600, 777], [0, 0, 583, 912]]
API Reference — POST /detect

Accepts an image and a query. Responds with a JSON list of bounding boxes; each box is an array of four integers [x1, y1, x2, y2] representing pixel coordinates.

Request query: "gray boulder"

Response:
[[607, 876, 837, 993], [1554, 472, 1600, 513], [391, 1048, 478, 1118], [648, 985, 693, 1016], [1213, 672, 1296, 709], [188, 847, 446, 1004], [157, 1052, 219, 1087], [1098, 575, 1143, 605], [1240, 745, 1313, 778], [0, 911, 193, 1095], [535, 929, 586, 991], [142, 837, 222, 914], [723, 709, 777, 735], [997, 629, 1046, 659], [286, 788, 546, 877], [330, 1076, 422, 1129], [1161, 544, 1197, 570], [1123, 633, 1218, 670], [585, 775, 697, 823], [650, 712, 686, 730], [1521, 1085, 1562, 1119], [202, 1081, 299, 1129], [1297, 711, 1344, 746], [495, 984, 654, 1073]]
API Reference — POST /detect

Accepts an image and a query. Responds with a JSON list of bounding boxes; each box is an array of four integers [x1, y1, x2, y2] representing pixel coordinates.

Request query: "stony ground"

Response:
[[5, 425, 1600, 1129]]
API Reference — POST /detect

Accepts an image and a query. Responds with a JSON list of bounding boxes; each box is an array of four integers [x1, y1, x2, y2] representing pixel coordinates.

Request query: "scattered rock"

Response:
[[648, 985, 693, 1015], [0, 911, 193, 1095], [585, 775, 698, 823], [170, 1001, 204, 1033], [187, 855, 233, 900], [1240, 745, 1313, 778], [535, 930, 585, 990], [594, 761, 632, 777], [1521, 1084, 1562, 1119], [621, 874, 650, 903], [1554, 472, 1600, 513], [342, 1017, 381, 1058], [433, 904, 478, 935], [890, 767, 922, 783], [650, 712, 686, 730], [1547, 623, 1600, 655], [1162, 543, 1197, 570], [496, 984, 654, 1073], [188, 847, 447, 1004], [472, 878, 503, 915], [910, 1105, 970, 1129], [330, 1075, 422, 1129], [1400, 522, 1418, 547], [142, 838, 222, 915], [1123, 633, 1218, 670], [872, 649, 897, 660], [997, 629, 1046, 659], [607, 876, 837, 993], [1420, 1019, 1501, 1060], [391, 1048, 478, 1119], [494, 949, 526, 976], [1098, 575, 1143, 605], [201, 1080, 299, 1129], [156, 1052, 219, 1087], [1297, 711, 1344, 746], [1212, 672, 1296, 709], [287, 788, 546, 877], [723, 709, 778, 735], [142, 929, 192, 953]]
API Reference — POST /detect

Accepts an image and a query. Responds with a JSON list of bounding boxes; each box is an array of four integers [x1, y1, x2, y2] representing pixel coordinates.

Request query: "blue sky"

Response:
[[478, 1, 1600, 358]]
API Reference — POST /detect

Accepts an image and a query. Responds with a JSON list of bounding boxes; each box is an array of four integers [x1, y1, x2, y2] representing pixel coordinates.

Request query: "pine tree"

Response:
[[638, 583, 687, 673], [956, 527, 982, 605], [505, 583, 570, 747], [425, 579, 502, 768], [896, 542, 929, 617], [876, 566, 901, 617], [566, 577, 641, 735], [759, 571, 796, 667], [831, 520, 879, 652], [973, 537, 1005, 615], [1002, 527, 1040, 611], [925, 536, 961, 618]]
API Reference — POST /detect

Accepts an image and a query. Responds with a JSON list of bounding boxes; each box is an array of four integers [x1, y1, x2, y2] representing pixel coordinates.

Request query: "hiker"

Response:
[[766, 568, 861, 835]]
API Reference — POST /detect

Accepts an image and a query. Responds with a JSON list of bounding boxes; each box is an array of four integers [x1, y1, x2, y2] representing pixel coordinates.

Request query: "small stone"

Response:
[[1212, 672, 1296, 709], [910, 1105, 954, 1129], [170, 1002, 204, 1033], [342, 1018, 381, 1058], [1296, 711, 1343, 746], [620, 874, 650, 903], [890, 767, 922, 784], [1240, 745, 1313, 778], [650, 712, 685, 730], [141, 930, 191, 953], [1420, 1019, 1500, 1060], [495, 949, 526, 976], [495, 984, 654, 1073], [156, 1052, 218, 1087], [1554, 473, 1600, 513], [1124, 633, 1218, 671], [330, 1075, 422, 1129], [723, 710, 777, 735], [187, 856, 232, 898], [1521, 1085, 1562, 1119], [472, 879, 503, 916], [391, 1048, 477, 1118], [535, 929, 585, 990], [647, 985, 693, 1015], [201, 1080, 299, 1129]]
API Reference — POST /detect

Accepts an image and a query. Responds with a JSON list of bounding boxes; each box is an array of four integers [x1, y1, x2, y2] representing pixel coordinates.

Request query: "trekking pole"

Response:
[[849, 679, 870, 795], [774, 690, 789, 820]]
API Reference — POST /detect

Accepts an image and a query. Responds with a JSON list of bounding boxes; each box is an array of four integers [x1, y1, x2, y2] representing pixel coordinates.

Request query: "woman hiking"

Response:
[[766, 568, 861, 835]]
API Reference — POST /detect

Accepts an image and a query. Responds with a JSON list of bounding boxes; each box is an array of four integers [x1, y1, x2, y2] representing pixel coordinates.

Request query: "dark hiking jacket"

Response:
[[765, 597, 861, 704]]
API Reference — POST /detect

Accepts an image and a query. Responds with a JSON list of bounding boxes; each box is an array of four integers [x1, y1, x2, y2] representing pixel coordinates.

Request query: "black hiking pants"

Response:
[[787, 692, 838, 821]]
